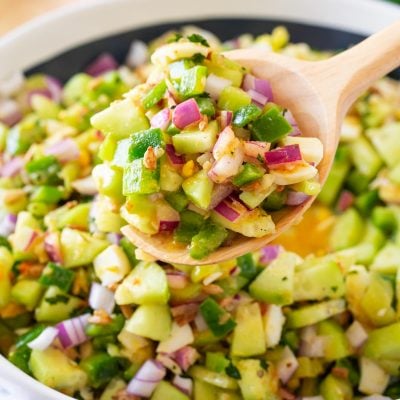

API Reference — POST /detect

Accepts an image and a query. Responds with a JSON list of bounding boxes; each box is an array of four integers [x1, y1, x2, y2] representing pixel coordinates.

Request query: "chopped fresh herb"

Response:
[[188, 34, 210, 47], [260, 359, 269, 371], [39, 263, 75, 292], [225, 362, 241, 379], [191, 53, 206, 64], [45, 294, 70, 305], [168, 33, 183, 43]]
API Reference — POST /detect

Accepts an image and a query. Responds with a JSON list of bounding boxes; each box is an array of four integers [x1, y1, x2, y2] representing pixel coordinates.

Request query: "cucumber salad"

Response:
[[1, 26, 400, 400]]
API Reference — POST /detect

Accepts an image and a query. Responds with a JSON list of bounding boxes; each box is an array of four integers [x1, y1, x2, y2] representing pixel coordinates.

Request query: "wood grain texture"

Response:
[[0, 0, 82, 36]]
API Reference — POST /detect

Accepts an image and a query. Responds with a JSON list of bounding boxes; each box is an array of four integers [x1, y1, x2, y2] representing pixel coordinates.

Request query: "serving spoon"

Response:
[[122, 21, 400, 265]]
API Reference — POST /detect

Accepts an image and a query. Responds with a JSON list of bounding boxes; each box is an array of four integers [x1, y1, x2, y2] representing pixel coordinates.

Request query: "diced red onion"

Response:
[[157, 354, 182, 375], [173, 346, 199, 371], [1, 157, 24, 178], [171, 302, 199, 326], [276, 346, 299, 384], [286, 191, 310, 206], [243, 141, 271, 160], [85, 53, 118, 77], [242, 74, 273, 101], [0, 213, 17, 237], [151, 108, 171, 131], [167, 273, 189, 289], [89, 282, 115, 314], [285, 110, 301, 136], [0, 72, 24, 97], [337, 190, 354, 212], [346, 320, 368, 349], [106, 232, 122, 245], [72, 175, 98, 196], [44, 232, 63, 263], [159, 220, 180, 232], [173, 375, 193, 396], [214, 198, 242, 222], [172, 98, 201, 129], [126, 40, 148, 68], [27, 327, 58, 351], [56, 314, 90, 348], [165, 143, 185, 165], [127, 360, 166, 397], [220, 110, 233, 130], [208, 184, 234, 210], [246, 89, 268, 107], [265, 144, 302, 167], [194, 312, 208, 332], [0, 99, 22, 127], [46, 76, 63, 103], [260, 245, 281, 264], [45, 138, 80, 163], [23, 229, 39, 251], [205, 74, 231, 99]]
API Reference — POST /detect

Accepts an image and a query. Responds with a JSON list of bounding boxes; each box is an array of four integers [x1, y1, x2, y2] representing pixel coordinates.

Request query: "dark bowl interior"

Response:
[[27, 18, 400, 81]]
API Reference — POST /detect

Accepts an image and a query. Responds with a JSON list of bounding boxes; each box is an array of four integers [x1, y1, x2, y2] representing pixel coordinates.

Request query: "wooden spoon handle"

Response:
[[320, 20, 400, 112]]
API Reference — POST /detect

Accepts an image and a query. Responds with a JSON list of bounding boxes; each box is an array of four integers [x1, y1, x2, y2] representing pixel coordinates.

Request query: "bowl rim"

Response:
[[0, 0, 400, 78], [1, 0, 400, 398]]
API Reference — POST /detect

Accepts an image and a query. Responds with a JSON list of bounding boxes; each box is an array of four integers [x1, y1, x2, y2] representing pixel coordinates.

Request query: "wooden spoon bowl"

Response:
[[123, 21, 400, 265]]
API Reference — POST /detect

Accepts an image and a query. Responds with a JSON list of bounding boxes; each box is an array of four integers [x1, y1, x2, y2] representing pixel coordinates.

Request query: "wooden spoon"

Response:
[[122, 21, 400, 265]]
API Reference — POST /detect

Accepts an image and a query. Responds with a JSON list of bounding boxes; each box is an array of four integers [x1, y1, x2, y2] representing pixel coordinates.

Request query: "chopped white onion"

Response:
[[205, 74, 231, 99], [126, 40, 148, 68], [89, 282, 115, 314], [0, 72, 25, 97], [346, 320, 368, 349], [72, 175, 98, 196], [173, 375, 193, 396], [157, 322, 194, 353], [27, 327, 58, 350], [0, 213, 17, 237], [276, 346, 299, 384]]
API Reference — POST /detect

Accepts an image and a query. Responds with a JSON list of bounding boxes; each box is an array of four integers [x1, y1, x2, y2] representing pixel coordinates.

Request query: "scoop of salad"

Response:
[[91, 34, 323, 260]]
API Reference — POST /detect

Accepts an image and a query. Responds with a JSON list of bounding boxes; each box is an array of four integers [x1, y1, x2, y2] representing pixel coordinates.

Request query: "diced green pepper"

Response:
[[233, 163, 264, 186], [39, 263, 75, 292], [123, 159, 160, 195], [81, 353, 120, 388], [189, 220, 227, 260], [262, 190, 287, 211], [16, 324, 45, 348], [179, 66, 207, 97], [8, 345, 32, 375], [165, 191, 189, 212], [200, 298, 236, 337], [233, 104, 262, 127], [205, 352, 230, 373], [195, 97, 216, 117], [250, 105, 292, 142], [86, 315, 125, 337], [174, 210, 204, 244], [119, 237, 138, 267], [128, 128, 164, 160], [25, 156, 61, 185], [142, 80, 167, 110], [354, 190, 379, 216], [31, 186, 63, 204], [237, 253, 258, 280]]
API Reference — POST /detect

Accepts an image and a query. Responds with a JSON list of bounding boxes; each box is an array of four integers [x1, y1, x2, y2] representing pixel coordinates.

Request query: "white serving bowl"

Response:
[[0, 0, 399, 399]]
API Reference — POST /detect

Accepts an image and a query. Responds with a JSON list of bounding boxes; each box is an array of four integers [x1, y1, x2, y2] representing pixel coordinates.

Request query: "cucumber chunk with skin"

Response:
[[182, 169, 214, 210], [188, 366, 239, 390], [316, 319, 351, 361], [249, 252, 296, 305], [11, 280, 44, 311], [151, 381, 190, 400], [30, 348, 87, 393], [320, 374, 353, 400], [363, 322, 400, 360]]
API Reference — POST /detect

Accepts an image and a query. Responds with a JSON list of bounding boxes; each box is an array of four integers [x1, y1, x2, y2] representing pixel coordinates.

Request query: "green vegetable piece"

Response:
[[93, 164, 124, 201], [63, 73, 91, 106], [294, 259, 345, 301], [57, 203, 91, 230], [39, 263, 75, 292], [287, 299, 347, 329], [372, 206, 396, 233], [205, 53, 244, 87], [237, 253, 257, 280], [236, 359, 278, 400], [16, 325, 45, 348], [151, 381, 190, 400], [31, 186, 63, 204], [195, 97, 216, 117], [262, 190, 287, 211], [172, 120, 218, 154], [346, 170, 371, 195], [25, 156, 61, 185], [193, 379, 219, 400], [320, 375, 353, 400], [189, 366, 239, 390], [99, 134, 117, 162], [233, 104, 262, 127], [60, 228, 108, 268], [233, 163, 264, 186], [30, 348, 87, 392], [251, 105, 292, 142], [167, 123, 181, 136], [91, 99, 150, 139], [218, 86, 251, 112], [11, 280, 44, 311], [174, 210, 204, 244], [142, 80, 167, 110], [371, 243, 400, 274], [35, 286, 82, 323], [160, 157, 184, 192], [330, 208, 364, 251], [249, 252, 296, 305], [111, 138, 131, 167], [169, 59, 195, 81], [335, 358, 360, 387], [128, 128, 164, 160], [123, 159, 160, 195], [316, 319, 350, 361], [354, 189, 379, 216], [200, 298, 236, 337], [125, 304, 171, 341], [9, 345, 32, 375], [166, 191, 189, 212], [119, 237, 138, 267], [190, 220, 227, 260], [350, 136, 383, 179], [114, 261, 169, 305], [100, 378, 127, 400], [363, 322, 400, 360], [231, 303, 266, 357], [206, 352, 230, 373], [81, 352, 120, 388], [179, 66, 207, 97], [182, 169, 214, 210]]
